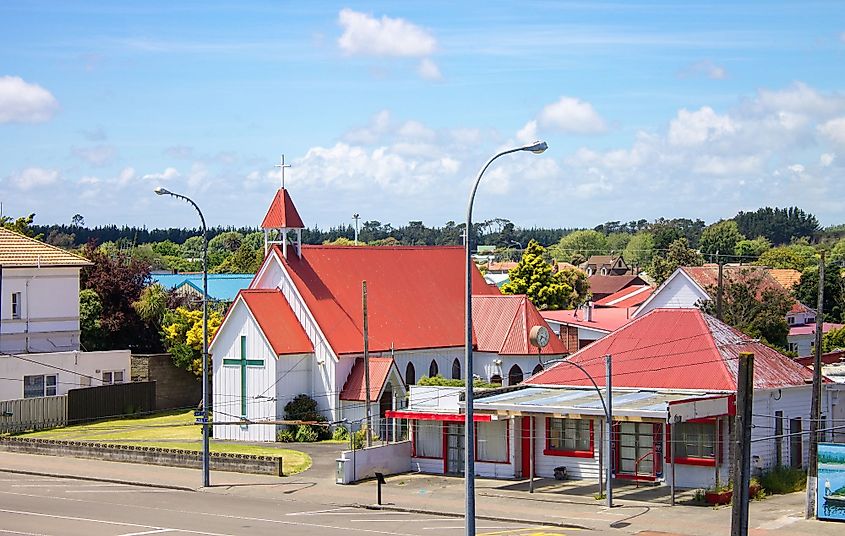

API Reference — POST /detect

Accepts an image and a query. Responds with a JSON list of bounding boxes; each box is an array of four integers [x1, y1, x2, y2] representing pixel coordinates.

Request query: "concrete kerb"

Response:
[[0, 467, 196, 492], [353, 503, 595, 530]]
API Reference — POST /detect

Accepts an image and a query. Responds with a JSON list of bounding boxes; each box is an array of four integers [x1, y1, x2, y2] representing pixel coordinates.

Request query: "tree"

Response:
[[699, 268, 792, 349], [208, 231, 243, 254], [699, 220, 745, 261], [829, 238, 845, 265], [734, 236, 771, 260], [501, 240, 590, 310], [823, 325, 845, 352], [132, 284, 169, 327], [550, 230, 608, 263], [606, 232, 631, 254], [733, 206, 819, 245], [648, 238, 704, 284], [161, 307, 223, 376], [80, 243, 159, 351], [1, 213, 39, 238], [79, 289, 103, 350], [214, 242, 263, 273], [794, 262, 845, 323], [623, 231, 655, 270], [71, 214, 85, 227], [756, 244, 818, 272]]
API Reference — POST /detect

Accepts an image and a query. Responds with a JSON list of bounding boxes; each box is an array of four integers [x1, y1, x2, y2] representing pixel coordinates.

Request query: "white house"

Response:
[[209, 188, 566, 441], [388, 308, 831, 490], [0, 228, 130, 400]]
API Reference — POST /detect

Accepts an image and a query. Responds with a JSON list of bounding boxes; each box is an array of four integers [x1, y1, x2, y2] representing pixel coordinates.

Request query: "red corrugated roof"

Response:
[[788, 322, 843, 336], [527, 308, 814, 391], [472, 295, 567, 355], [261, 188, 304, 229], [239, 289, 314, 355], [277, 245, 500, 355], [340, 357, 397, 401], [541, 307, 633, 333], [594, 285, 654, 308]]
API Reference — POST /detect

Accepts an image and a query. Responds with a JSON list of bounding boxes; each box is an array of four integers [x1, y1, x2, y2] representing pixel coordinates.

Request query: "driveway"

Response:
[[284, 441, 346, 480]]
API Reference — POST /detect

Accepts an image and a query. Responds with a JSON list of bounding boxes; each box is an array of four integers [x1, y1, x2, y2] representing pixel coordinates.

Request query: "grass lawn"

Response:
[[19, 410, 312, 475]]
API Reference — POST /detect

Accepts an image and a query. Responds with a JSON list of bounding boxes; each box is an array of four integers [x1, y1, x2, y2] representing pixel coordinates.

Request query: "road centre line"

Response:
[[117, 530, 175, 536], [65, 489, 175, 493]]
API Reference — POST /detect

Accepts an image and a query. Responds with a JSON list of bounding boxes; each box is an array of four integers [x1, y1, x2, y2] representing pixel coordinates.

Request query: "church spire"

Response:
[[262, 155, 304, 259]]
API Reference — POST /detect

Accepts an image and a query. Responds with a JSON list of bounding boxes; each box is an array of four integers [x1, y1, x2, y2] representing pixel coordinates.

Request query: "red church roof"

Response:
[[261, 188, 304, 229], [340, 357, 398, 401], [239, 289, 314, 355], [527, 308, 814, 391], [276, 245, 500, 355], [472, 295, 567, 355]]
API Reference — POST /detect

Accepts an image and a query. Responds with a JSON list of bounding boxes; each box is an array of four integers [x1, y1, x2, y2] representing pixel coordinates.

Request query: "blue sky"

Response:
[[1, 1, 844, 230]]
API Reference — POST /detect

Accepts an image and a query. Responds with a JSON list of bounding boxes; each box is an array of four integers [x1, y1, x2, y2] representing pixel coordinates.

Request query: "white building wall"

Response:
[[665, 418, 731, 490], [786, 333, 813, 357], [532, 416, 601, 481], [0, 350, 130, 401], [635, 273, 708, 317], [211, 302, 277, 442], [275, 352, 314, 427], [751, 386, 813, 471], [1, 267, 82, 354]]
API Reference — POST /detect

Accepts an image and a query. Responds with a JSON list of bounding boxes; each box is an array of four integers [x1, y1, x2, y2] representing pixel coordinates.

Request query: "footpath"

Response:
[[0, 450, 841, 536]]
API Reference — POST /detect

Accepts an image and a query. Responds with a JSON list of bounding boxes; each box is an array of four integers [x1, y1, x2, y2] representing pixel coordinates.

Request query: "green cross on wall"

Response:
[[223, 335, 265, 418]]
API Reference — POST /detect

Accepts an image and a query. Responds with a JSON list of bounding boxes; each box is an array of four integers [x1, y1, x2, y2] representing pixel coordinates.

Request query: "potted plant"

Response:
[[704, 484, 732, 506]]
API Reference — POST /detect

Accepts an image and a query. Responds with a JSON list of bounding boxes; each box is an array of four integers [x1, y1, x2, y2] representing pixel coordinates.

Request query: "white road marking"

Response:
[[0, 508, 234, 536], [286, 506, 361, 515], [117, 530, 175, 536], [0, 530, 53, 536], [11, 483, 123, 488], [65, 489, 174, 494], [350, 519, 448, 522], [756, 514, 801, 530]]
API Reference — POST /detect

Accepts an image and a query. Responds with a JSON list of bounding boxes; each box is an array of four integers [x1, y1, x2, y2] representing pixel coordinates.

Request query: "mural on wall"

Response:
[[818, 442, 845, 522]]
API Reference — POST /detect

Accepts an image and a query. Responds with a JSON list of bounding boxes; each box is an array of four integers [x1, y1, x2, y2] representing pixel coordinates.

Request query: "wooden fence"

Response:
[[67, 381, 156, 425], [0, 396, 67, 434]]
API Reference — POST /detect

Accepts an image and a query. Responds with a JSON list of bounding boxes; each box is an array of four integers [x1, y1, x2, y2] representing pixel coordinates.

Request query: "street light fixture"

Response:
[[464, 140, 547, 536], [154, 186, 211, 488]]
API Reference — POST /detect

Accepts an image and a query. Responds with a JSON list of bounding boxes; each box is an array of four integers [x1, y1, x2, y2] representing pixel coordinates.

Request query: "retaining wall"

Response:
[[0, 437, 283, 476], [337, 441, 412, 484]]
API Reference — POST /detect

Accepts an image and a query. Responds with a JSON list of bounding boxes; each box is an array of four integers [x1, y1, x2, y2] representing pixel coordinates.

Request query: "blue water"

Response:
[[818, 464, 845, 521]]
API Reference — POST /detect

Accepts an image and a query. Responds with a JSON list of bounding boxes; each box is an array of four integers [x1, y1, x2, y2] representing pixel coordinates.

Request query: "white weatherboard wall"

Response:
[[211, 301, 277, 442], [1, 267, 82, 354], [635, 271, 707, 317], [531, 416, 600, 481], [751, 386, 813, 471], [0, 350, 130, 401]]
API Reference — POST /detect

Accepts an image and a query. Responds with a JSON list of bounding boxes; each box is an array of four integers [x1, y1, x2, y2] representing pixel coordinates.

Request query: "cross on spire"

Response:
[[275, 154, 291, 189]]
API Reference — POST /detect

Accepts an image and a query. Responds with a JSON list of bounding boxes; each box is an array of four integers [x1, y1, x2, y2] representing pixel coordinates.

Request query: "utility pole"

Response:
[[731, 351, 754, 536], [605, 353, 613, 508], [716, 251, 724, 321], [353, 213, 360, 245], [806, 252, 825, 518], [363, 281, 372, 447]]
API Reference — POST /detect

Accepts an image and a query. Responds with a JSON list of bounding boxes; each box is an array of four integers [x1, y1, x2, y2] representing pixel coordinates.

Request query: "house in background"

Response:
[[210, 188, 565, 441], [594, 284, 654, 310], [151, 273, 254, 306], [541, 305, 633, 352], [786, 302, 843, 356], [588, 274, 648, 301], [0, 228, 130, 400], [579, 255, 630, 276]]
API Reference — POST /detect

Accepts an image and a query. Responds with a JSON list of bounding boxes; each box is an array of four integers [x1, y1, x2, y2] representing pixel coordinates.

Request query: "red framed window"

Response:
[[544, 417, 594, 458], [412, 421, 443, 459], [476, 420, 509, 463], [666, 420, 722, 467]]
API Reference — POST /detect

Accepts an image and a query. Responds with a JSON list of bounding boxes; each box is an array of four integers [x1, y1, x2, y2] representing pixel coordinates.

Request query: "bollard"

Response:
[[375, 472, 386, 505]]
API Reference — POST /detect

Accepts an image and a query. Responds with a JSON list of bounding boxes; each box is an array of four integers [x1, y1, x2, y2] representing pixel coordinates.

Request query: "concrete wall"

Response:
[[338, 440, 412, 483], [1, 266, 82, 353], [0, 350, 130, 401], [0, 437, 284, 476], [131, 353, 202, 410]]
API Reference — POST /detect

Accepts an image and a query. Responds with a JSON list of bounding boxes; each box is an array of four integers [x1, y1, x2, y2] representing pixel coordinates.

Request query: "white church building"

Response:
[[209, 188, 567, 441]]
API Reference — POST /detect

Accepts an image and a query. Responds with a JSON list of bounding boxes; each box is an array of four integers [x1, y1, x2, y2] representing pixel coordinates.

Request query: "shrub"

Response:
[[351, 425, 379, 449], [294, 424, 319, 443], [284, 394, 322, 422], [276, 429, 295, 443], [417, 374, 498, 389], [332, 425, 350, 441], [759, 465, 807, 495]]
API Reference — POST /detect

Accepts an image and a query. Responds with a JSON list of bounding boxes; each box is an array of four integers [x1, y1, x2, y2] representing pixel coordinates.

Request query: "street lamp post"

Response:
[[464, 141, 547, 536], [154, 186, 210, 488]]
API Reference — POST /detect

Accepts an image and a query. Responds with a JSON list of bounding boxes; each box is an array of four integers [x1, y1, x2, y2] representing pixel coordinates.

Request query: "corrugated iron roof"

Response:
[[260, 188, 304, 229], [471, 295, 567, 355], [788, 322, 844, 336], [594, 284, 653, 308], [528, 308, 814, 391], [277, 245, 499, 355], [239, 289, 314, 355], [340, 356, 398, 401], [0, 227, 91, 267], [541, 307, 633, 333]]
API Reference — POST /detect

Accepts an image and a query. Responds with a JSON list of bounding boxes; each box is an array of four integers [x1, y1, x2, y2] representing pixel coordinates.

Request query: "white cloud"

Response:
[[338, 9, 436, 57], [818, 116, 845, 146], [141, 167, 181, 182], [6, 167, 60, 190], [820, 153, 835, 167], [668, 106, 735, 146], [116, 167, 136, 186], [71, 144, 117, 166], [417, 58, 442, 80], [518, 97, 606, 139], [679, 59, 727, 80], [0, 76, 59, 123]]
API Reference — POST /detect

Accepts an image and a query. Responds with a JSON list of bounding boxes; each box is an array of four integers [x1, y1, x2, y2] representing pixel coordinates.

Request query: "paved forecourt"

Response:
[[0, 472, 575, 536]]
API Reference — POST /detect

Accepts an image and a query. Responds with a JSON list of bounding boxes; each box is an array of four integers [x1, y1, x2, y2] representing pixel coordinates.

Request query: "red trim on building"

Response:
[[385, 410, 492, 422], [543, 417, 595, 458], [665, 419, 724, 467]]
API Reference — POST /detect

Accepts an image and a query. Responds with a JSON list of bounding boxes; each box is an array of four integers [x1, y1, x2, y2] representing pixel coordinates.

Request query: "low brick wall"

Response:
[[0, 437, 283, 476]]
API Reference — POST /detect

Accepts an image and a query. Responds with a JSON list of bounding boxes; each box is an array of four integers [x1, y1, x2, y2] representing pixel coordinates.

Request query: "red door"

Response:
[[521, 417, 532, 478]]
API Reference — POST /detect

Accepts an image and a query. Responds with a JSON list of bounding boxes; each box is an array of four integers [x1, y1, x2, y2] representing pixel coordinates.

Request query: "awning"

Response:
[[384, 410, 492, 422]]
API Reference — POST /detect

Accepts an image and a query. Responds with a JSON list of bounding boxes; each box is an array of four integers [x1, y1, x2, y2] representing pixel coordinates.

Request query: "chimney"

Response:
[[585, 301, 593, 322]]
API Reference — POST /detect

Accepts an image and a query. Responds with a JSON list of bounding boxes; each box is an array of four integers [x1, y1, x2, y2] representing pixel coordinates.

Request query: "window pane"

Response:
[[477, 420, 507, 462], [415, 421, 442, 458], [23, 375, 44, 398], [549, 418, 590, 452], [675, 422, 716, 459], [102, 372, 112, 384], [45, 375, 57, 386], [114, 371, 124, 383]]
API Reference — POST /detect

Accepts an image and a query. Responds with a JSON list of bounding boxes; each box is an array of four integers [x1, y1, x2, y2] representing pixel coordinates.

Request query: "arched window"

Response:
[[508, 364, 524, 386], [405, 362, 416, 386], [429, 359, 439, 378], [490, 374, 503, 386], [451, 358, 461, 380], [532, 364, 544, 376]]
